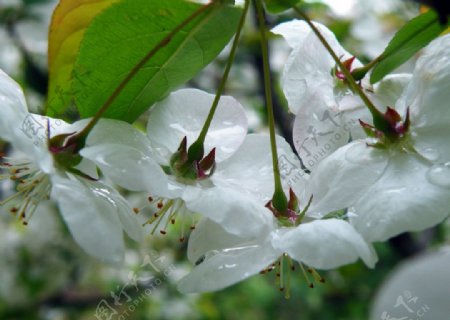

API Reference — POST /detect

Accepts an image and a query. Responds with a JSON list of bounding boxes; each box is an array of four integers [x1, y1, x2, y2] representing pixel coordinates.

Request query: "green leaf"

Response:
[[264, 0, 300, 13], [72, 0, 241, 123], [46, 0, 119, 118], [370, 10, 447, 84]]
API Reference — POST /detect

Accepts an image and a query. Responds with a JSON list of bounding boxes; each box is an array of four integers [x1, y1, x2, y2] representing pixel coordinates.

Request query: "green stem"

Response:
[[255, 0, 287, 212], [188, 0, 250, 161], [68, 2, 216, 149], [292, 6, 382, 120]]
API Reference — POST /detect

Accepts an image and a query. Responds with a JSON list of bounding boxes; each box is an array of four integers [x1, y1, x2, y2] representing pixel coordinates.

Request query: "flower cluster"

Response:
[[1, 12, 449, 297]]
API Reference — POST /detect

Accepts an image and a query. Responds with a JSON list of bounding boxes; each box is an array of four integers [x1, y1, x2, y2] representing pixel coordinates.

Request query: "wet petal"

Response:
[[0, 68, 27, 141], [81, 143, 170, 197], [305, 141, 388, 217], [397, 35, 450, 161], [147, 89, 248, 163], [84, 180, 144, 243], [351, 152, 450, 242], [213, 134, 305, 202], [274, 20, 358, 114], [183, 185, 276, 238], [178, 240, 279, 293], [293, 93, 350, 171], [373, 74, 411, 109], [271, 19, 313, 49], [273, 219, 377, 269], [187, 218, 256, 264], [51, 175, 127, 265]]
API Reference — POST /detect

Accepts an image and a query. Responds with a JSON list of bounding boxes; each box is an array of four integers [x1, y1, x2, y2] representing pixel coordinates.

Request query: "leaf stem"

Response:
[[291, 6, 382, 120], [69, 2, 216, 149], [255, 0, 287, 212], [188, 0, 250, 161]]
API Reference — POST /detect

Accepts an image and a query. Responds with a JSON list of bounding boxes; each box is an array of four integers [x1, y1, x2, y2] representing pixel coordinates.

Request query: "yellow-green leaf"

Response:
[[72, 0, 241, 123], [46, 0, 119, 117]]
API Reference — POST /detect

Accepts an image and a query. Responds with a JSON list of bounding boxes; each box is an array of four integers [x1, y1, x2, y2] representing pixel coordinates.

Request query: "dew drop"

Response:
[[426, 162, 450, 189], [420, 147, 441, 162]]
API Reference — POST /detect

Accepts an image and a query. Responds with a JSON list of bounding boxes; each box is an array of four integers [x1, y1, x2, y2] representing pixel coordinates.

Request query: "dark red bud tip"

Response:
[[384, 107, 402, 127], [199, 148, 216, 171], [287, 188, 299, 211], [336, 56, 356, 80], [358, 119, 373, 129], [342, 56, 356, 70], [197, 148, 216, 179], [179, 136, 188, 152]]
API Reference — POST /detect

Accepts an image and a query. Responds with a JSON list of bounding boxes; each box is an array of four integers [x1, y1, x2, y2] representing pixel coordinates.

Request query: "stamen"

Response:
[[1, 157, 51, 225], [308, 267, 325, 283], [141, 196, 196, 241], [299, 263, 314, 288]]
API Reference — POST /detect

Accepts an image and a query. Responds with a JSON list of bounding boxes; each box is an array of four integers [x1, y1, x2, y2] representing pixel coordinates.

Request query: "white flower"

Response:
[[82, 89, 291, 238], [272, 20, 411, 170], [177, 143, 377, 294], [178, 211, 376, 293], [305, 34, 450, 242], [0, 69, 142, 264]]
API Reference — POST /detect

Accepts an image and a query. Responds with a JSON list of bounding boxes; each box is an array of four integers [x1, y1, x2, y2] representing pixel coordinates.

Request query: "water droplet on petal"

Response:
[[426, 162, 450, 189], [420, 147, 441, 162]]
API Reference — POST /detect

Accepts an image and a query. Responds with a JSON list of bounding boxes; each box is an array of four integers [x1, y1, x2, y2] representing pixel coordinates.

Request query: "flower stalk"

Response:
[[188, 0, 250, 161], [255, 0, 287, 212]]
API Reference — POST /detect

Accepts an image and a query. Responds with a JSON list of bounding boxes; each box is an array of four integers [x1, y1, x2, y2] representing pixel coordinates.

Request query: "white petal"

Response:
[[74, 158, 99, 180], [397, 35, 450, 161], [373, 73, 411, 109], [81, 119, 171, 195], [306, 141, 388, 216], [351, 152, 450, 242], [0, 70, 56, 172], [51, 175, 127, 265], [271, 19, 313, 49], [187, 218, 258, 264], [276, 20, 358, 114], [273, 219, 377, 269], [81, 143, 170, 197], [86, 119, 152, 151], [178, 240, 279, 293], [0, 68, 27, 141], [84, 180, 144, 243], [183, 185, 276, 238], [213, 134, 305, 202], [371, 247, 450, 320], [293, 93, 350, 170], [146, 89, 248, 163]]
